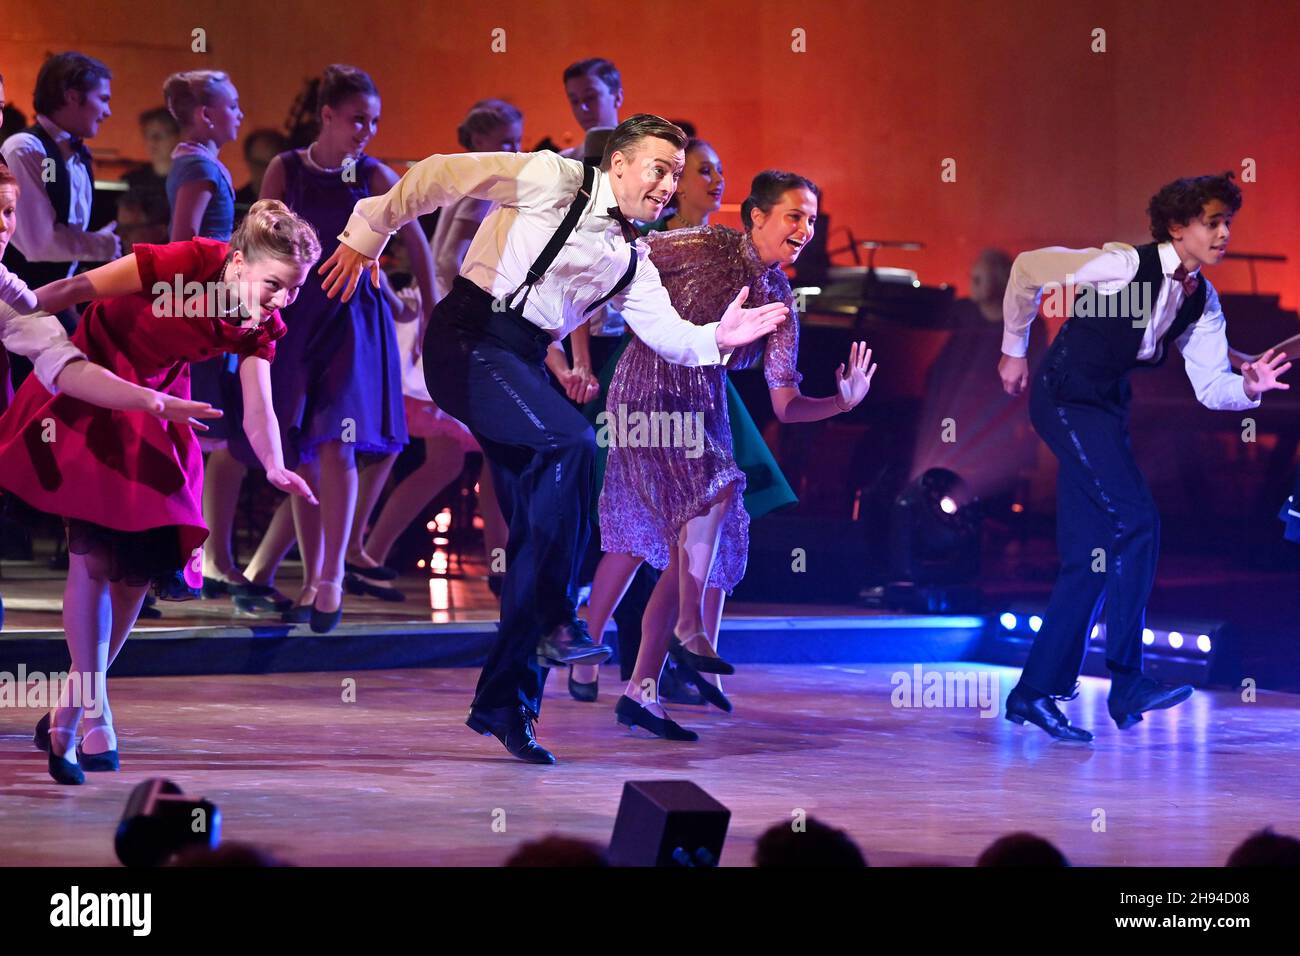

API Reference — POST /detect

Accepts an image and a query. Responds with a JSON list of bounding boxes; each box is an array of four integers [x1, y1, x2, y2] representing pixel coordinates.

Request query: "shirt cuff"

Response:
[[1001, 330, 1030, 358], [1240, 378, 1262, 409], [700, 322, 726, 365], [33, 342, 88, 394], [338, 211, 392, 260]]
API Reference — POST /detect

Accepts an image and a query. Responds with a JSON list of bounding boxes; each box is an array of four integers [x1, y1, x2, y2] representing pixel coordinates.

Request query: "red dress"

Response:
[[0, 238, 286, 573]]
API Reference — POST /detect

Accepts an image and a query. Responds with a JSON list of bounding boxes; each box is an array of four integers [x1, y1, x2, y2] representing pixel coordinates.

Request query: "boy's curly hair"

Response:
[[1147, 172, 1242, 242]]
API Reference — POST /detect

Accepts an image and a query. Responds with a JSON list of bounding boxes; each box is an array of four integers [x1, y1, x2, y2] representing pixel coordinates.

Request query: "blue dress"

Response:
[[167, 153, 240, 438], [230, 149, 407, 469]]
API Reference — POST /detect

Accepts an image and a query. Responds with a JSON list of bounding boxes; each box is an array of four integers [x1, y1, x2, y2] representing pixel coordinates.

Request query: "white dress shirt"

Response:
[[0, 265, 87, 393], [339, 150, 725, 367], [0, 115, 117, 273], [1003, 240, 1258, 410]]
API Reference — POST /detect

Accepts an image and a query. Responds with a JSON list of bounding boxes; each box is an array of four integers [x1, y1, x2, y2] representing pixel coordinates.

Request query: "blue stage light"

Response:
[[1000, 612, 1017, 630], [1028, 615, 1043, 633]]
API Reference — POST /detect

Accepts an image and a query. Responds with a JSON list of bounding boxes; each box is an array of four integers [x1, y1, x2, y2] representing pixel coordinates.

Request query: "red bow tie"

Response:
[[1170, 264, 1200, 297], [606, 206, 639, 244]]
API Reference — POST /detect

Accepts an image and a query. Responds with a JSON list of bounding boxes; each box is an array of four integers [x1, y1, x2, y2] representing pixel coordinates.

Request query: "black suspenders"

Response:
[[505, 162, 596, 313], [503, 161, 639, 318]]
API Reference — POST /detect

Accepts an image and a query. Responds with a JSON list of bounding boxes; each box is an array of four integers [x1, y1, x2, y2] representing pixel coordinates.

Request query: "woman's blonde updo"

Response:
[[229, 199, 321, 268], [163, 70, 233, 128]]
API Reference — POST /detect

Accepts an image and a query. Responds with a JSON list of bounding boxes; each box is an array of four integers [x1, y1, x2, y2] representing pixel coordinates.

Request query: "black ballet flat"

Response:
[[77, 746, 119, 772], [201, 576, 232, 598], [568, 667, 599, 702], [231, 582, 295, 615], [48, 751, 85, 785], [345, 572, 406, 602], [281, 604, 312, 624], [345, 560, 398, 581], [310, 582, 344, 634], [33, 712, 50, 752], [668, 634, 735, 676], [615, 695, 699, 742]]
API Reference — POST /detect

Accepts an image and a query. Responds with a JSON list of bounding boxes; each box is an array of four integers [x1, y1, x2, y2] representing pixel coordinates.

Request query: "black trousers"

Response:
[[424, 278, 597, 717], [1020, 345, 1157, 696]]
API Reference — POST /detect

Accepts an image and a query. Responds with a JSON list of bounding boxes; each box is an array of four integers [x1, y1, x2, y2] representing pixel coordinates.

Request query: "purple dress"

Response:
[[599, 226, 802, 593], [231, 150, 407, 469]]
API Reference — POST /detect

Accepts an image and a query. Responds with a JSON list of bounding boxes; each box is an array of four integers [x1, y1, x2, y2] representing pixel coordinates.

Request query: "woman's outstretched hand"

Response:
[[716, 286, 788, 351], [319, 243, 381, 302], [835, 340, 877, 410], [266, 467, 319, 506], [149, 393, 224, 431]]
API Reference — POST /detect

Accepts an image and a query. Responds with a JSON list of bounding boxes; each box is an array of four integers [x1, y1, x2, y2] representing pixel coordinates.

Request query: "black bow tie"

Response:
[[1170, 264, 1200, 297], [606, 206, 639, 244], [66, 136, 92, 168]]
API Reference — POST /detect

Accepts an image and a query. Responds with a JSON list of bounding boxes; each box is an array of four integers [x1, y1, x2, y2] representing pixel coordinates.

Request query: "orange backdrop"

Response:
[[2, 0, 1297, 309]]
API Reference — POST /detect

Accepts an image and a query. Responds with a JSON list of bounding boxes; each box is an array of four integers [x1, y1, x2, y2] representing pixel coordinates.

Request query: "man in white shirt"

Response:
[[1, 51, 120, 394], [320, 114, 787, 763], [997, 172, 1291, 741]]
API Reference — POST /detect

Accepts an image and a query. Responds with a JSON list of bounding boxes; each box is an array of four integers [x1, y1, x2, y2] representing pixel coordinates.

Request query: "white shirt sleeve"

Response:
[[339, 151, 579, 260], [1174, 281, 1260, 411], [0, 134, 118, 263], [611, 245, 724, 367], [0, 299, 87, 394], [1002, 242, 1140, 357]]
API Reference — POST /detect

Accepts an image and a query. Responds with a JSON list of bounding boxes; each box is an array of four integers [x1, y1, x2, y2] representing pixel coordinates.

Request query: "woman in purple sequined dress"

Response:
[[600, 171, 878, 740]]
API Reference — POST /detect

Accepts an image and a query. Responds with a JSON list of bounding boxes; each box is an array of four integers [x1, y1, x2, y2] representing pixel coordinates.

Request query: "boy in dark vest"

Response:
[[997, 172, 1290, 741], [0, 51, 119, 392]]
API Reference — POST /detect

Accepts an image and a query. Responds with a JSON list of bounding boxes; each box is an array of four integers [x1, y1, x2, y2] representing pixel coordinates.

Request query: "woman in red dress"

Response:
[[0, 199, 319, 784]]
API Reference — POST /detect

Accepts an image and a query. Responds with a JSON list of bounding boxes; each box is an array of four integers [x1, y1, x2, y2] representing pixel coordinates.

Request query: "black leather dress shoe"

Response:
[[615, 696, 699, 741], [466, 705, 556, 764], [1005, 684, 1093, 742], [659, 662, 706, 706], [537, 620, 613, 668], [1108, 675, 1193, 730]]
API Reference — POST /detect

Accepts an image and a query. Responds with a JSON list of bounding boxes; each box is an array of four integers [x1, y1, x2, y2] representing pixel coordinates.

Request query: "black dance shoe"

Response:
[[1108, 675, 1193, 730], [486, 575, 504, 599], [233, 583, 295, 615], [137, 594, 163, 620], [77, 726, 119, 772], [345, 560, 398, 581], [568, 666, 599, 702], [33, 712, 50, 752], [668, 634, 734, 676], [344, 572, 405, 602], [537, 619, 613, 668], [466, 705, 556, 764], [1005, 684, 1093, 742], [667, 659, 731, 711], [46, 728, 84, 785], [615, 695, 699, 742], [310, 581, 344, 634], [281, 604, 312, 624], [155, 570, 201, 602]]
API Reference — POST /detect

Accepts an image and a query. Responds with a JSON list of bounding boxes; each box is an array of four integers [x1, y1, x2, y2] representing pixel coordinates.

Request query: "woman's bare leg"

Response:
[[348, 452, 397, 567], [674, 484, 736, 656], [313, 440, 358, 614], [624, 548, 682, 717], [290, 460, 323, 606], [200, 448, 248, 580], [572, 550, 642, 683], [244, 497, 297, 588], [364, 436, 466, 566]]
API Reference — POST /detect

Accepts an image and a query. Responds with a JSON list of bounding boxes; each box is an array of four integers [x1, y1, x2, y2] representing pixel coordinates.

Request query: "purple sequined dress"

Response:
[[599, 225, 801, 593]]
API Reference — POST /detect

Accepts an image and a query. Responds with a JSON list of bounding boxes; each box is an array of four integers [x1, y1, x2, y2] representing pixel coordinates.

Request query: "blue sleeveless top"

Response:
[[166, 153, 236, 241]]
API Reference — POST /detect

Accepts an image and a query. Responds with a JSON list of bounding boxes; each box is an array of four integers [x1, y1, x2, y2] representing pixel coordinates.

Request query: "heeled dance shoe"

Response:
[[568, 666, 599, 702], [344, 572, 405, 602], [668, 633, 735, 676], [47, 726, 85, 786], [344, 559, 398, 581], [310, 580, 344, 634], [615, 695, 699, 742]]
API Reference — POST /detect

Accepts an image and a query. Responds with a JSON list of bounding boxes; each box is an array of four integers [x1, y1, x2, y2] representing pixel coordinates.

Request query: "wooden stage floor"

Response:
[[2, 663, 1296, 867]]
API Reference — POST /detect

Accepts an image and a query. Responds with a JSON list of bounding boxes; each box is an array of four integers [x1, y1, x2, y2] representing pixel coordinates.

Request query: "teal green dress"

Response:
[[582, 217, 798, 526]]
